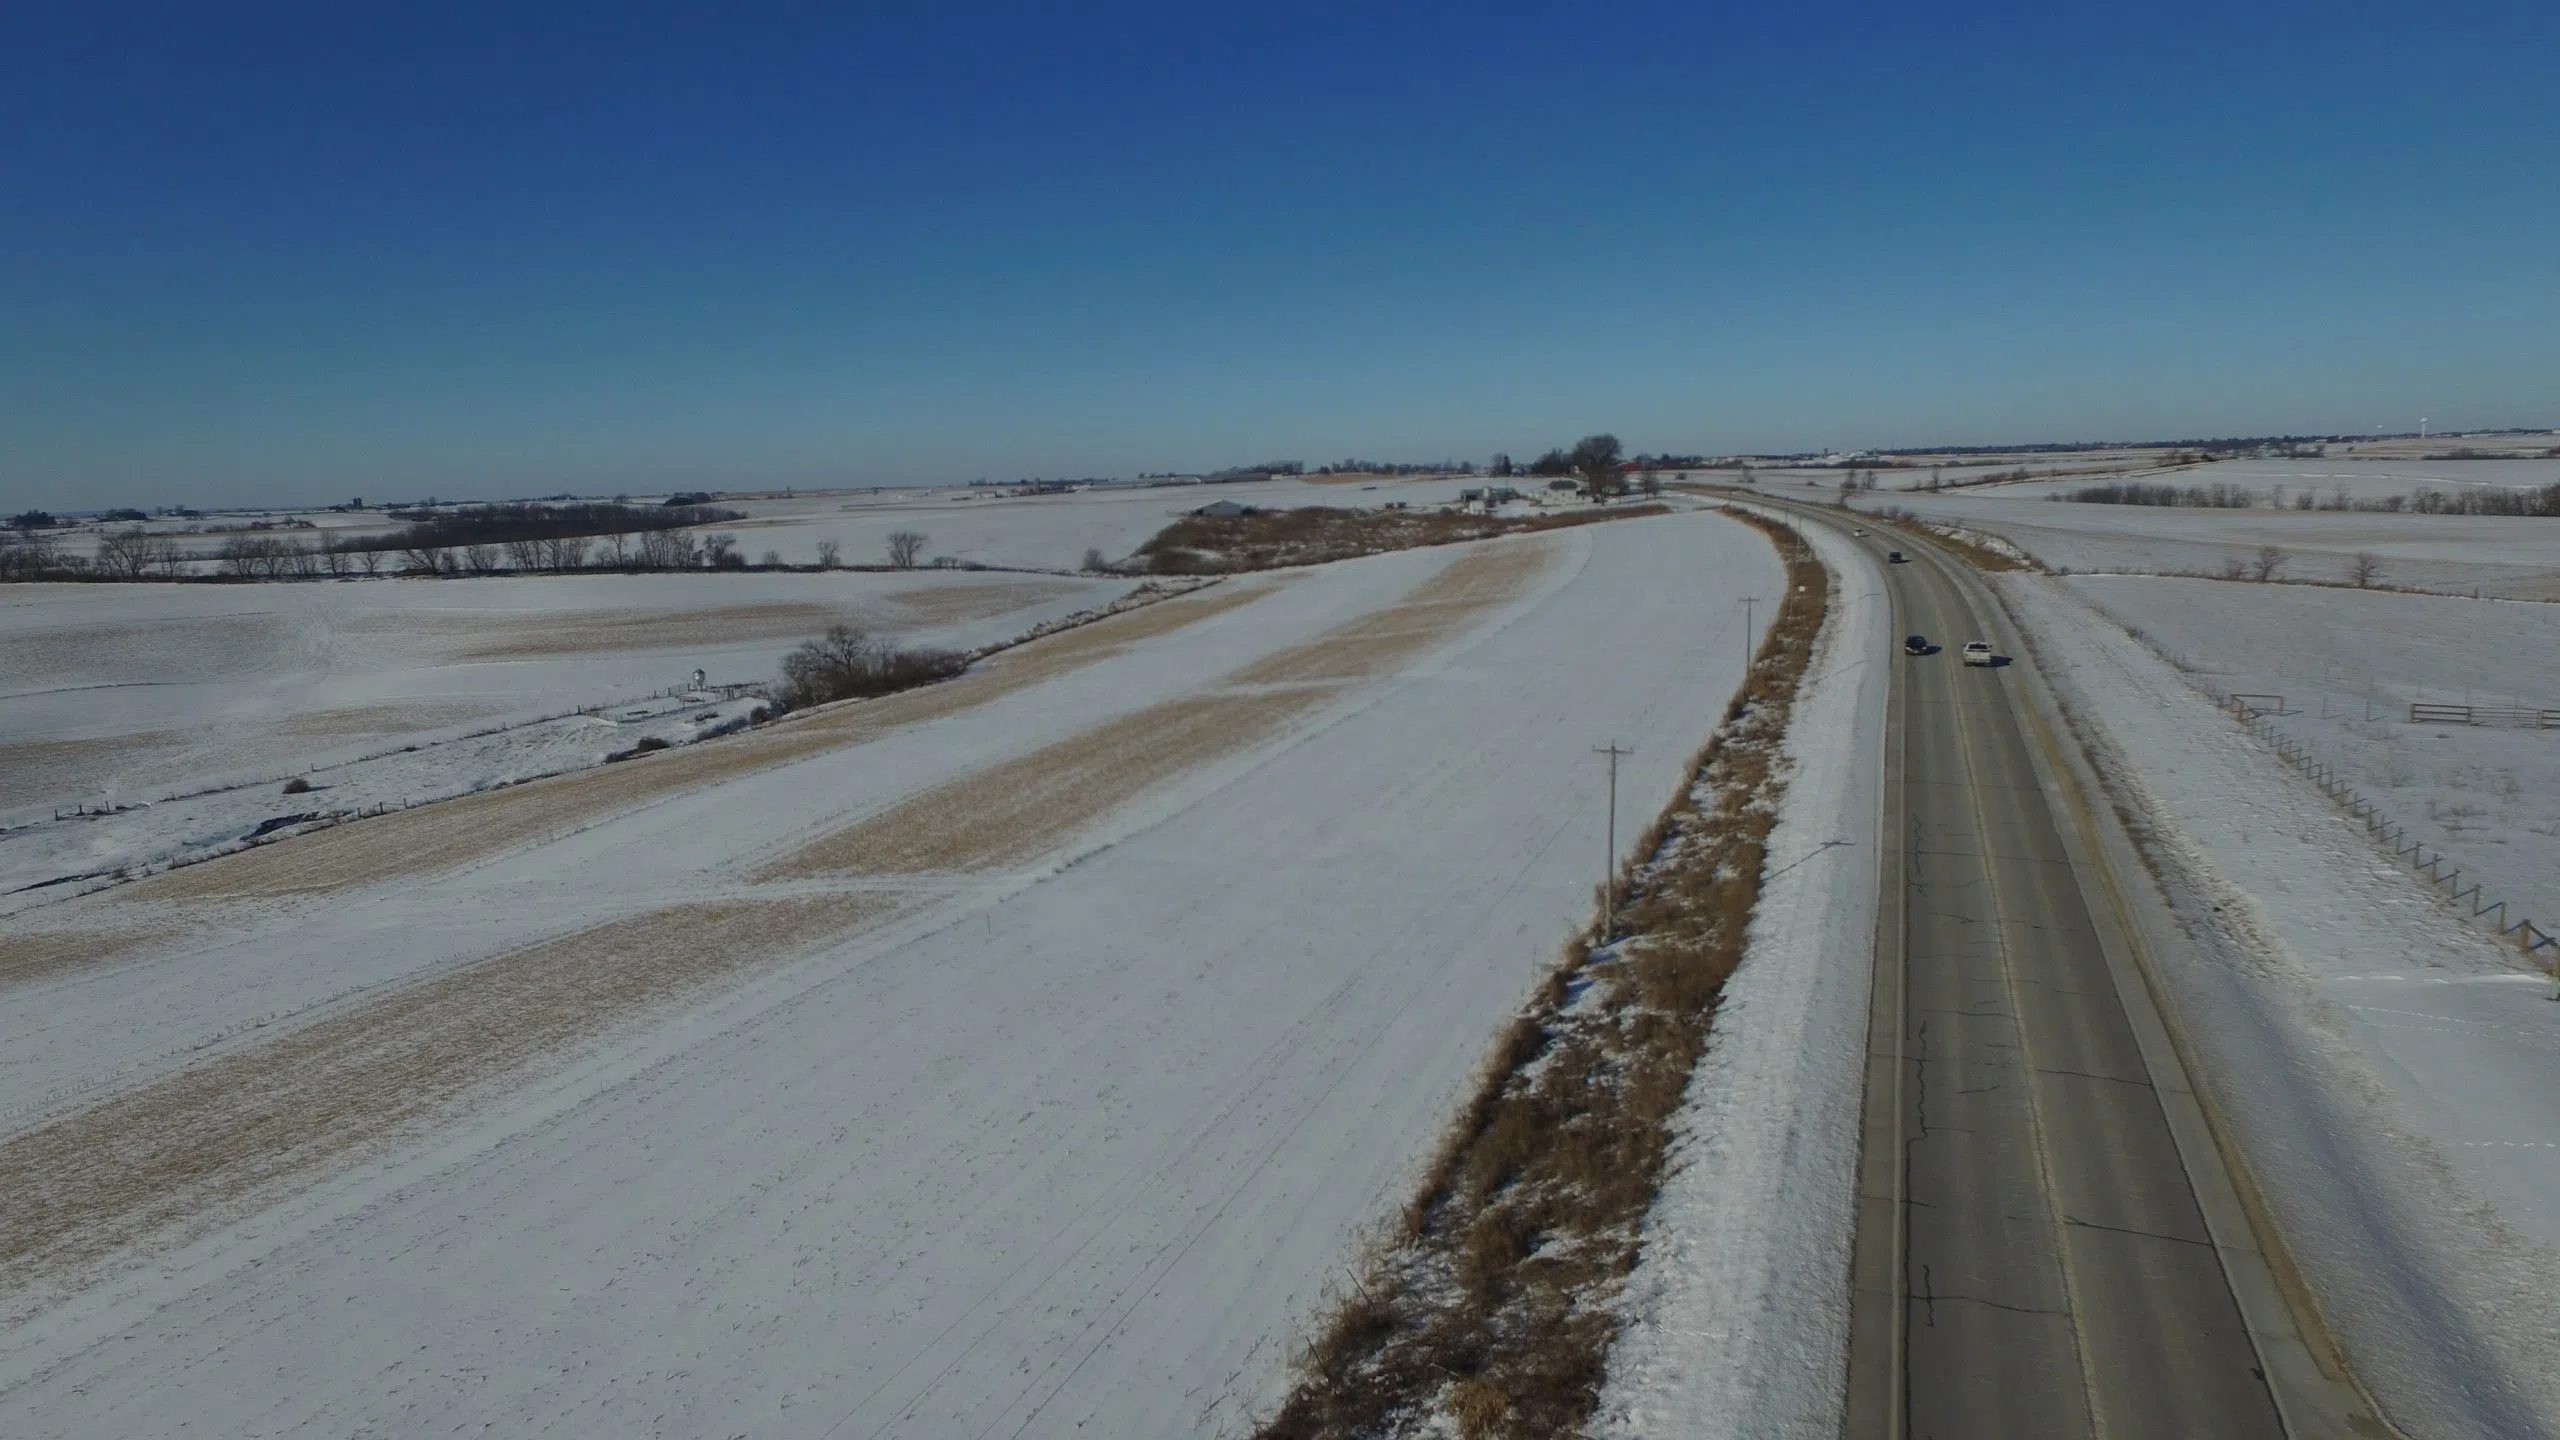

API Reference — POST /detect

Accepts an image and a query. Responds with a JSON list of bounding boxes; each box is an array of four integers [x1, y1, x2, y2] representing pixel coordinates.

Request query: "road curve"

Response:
[[1812, 516, 2286, 1438]]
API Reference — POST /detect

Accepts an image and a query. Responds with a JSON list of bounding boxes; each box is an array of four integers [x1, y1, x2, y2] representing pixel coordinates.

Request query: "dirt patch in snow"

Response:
[[0, 891, 895, 1318], [427, 601, 857, 659], [0, 928, 170, 992], [270, 700, 509, 739], [0, 615, 281, 689], [0, 732, 185, 809], [882, 579, 1085, 626]]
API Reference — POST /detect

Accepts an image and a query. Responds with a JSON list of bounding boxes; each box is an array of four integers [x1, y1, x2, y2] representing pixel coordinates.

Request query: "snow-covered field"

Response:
[[39, 474, 1491, 573], [1972, 456, 2560, 504], [0, 510, 1784, 1436], [2063, 575, 2560, 935], [2006, 573, 2560, 1439], [0, 570, 1137, 827], [1837, 486, 2560, 599]]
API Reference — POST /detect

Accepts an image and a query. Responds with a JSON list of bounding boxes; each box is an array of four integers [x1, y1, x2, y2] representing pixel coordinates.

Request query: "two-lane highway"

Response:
[[1827, 520, 2287, 1438]]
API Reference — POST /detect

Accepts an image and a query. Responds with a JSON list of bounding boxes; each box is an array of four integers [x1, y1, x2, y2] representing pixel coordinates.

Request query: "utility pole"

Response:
[[1739, 597, 1760, 695], [1595, 742, 1631, 938]]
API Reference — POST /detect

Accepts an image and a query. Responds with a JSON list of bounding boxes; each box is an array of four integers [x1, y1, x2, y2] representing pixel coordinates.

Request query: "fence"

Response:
[[2409, 702, 2560, 729], [2222, 694, 2560, 988]]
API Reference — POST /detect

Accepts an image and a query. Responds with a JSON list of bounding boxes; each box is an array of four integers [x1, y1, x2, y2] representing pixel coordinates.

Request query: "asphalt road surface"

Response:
[[1834, 523, 2287, 1439]]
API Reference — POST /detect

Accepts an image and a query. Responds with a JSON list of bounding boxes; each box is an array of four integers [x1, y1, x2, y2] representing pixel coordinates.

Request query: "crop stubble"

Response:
[[760, 542, 1550, 880], [0, 892, 895, 1316]]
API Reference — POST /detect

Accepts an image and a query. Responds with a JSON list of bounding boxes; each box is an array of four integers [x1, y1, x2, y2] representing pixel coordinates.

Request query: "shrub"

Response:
[[282, 777, 312, 794], [772, 623, 966, 710]]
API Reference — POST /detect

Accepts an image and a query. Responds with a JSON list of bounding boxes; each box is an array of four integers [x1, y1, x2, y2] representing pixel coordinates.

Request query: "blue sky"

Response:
[[6, 1, 2557, 510]]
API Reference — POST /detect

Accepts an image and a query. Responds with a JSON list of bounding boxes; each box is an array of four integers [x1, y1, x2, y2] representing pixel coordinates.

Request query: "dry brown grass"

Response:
[[1258, 509, 1831, 1440], [1140, 504, 1669, 574], [113, 583, 1281, 906], [0, 892, 894, 1316]]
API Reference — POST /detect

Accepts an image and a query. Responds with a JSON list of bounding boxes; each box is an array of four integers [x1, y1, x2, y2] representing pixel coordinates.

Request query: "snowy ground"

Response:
[[39, 474, 1492, 573], [2003, 573, 2560, 1440], [0, 570, 1137, 826], [1836, 487, 2560, 599], [705, 474, 1487, 569], [0, 509, 1784, 1437], [1598, 516, 1888, 1436], [2063, 575, 2560, 937], [1967, 456, 2560, 504]]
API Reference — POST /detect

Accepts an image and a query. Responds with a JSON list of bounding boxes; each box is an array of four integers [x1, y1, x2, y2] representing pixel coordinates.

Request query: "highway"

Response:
[[1822, 517, 2291, 1438]]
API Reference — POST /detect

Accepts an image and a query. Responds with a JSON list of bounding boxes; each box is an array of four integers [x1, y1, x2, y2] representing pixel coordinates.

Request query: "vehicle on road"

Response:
[[1887, 550, 1906, 563], [1962, 640, 1993, 666], [1904, 634, 1929, 655]]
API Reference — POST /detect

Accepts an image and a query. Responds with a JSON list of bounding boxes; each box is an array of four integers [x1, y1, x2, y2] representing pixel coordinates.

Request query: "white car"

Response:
[[1961, 641, 1994, 667]]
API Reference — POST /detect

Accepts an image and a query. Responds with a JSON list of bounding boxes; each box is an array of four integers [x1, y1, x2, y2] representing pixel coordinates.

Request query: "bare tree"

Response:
[[1570, 435, 1623, 501], [815, 538, 842, 569], [1638, 464, 1662, 499], [94, 529, 169, 580], [2347, 551, 2384, 589], [760, 548, 782, 568], [462, 543, 502, 575], [351, 544, 384, 577], [2249, 544, 2288, 583], [537, 533, 590, 572], [886, 529, 927, 568], [504, 536, 546, 572], [1082, 547, 1109, 573], [702, 533, 743, 569]]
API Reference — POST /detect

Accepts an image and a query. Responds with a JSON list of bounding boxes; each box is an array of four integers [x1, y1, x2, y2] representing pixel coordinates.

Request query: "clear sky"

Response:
[[6, 1, 2557, 511]]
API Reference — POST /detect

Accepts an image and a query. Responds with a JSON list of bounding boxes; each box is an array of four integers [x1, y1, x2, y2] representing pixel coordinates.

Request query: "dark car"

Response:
[[1904, 634, 1929, 655], [1887, 550, 1906, 563]]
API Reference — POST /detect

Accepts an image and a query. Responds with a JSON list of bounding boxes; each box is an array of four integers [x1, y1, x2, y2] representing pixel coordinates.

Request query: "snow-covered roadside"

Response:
[[1596, 518, 1888, 1436], [2002, 572, 2560, 1440]]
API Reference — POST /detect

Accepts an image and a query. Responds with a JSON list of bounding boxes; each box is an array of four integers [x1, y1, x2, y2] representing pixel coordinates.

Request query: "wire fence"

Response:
[[2220, 695, 2559, 990]]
